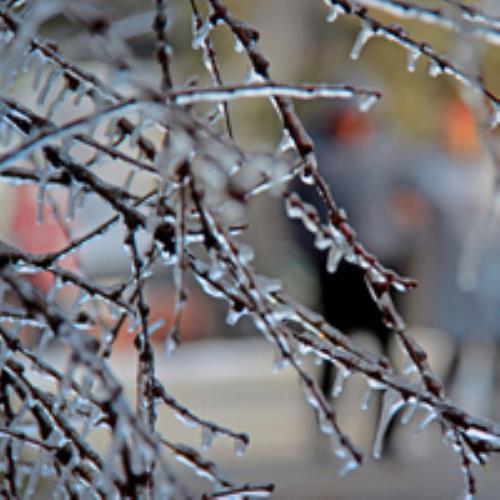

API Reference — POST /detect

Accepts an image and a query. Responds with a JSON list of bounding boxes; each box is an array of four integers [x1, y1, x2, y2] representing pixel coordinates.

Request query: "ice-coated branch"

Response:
[[170, 82, 381, 105], [324, 0, 500, 127], [350, 0, 500, 46]]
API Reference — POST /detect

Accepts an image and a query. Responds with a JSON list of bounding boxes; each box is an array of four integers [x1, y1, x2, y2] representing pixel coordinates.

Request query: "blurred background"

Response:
[[2, 1, 500, 498]]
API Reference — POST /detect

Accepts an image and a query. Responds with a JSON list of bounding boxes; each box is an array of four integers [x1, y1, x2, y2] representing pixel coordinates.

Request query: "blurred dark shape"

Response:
[[295, 105, 424, 341], [292, 104, 426, 451], [408, 99, 500, 416], [294, 96, 500, 424]]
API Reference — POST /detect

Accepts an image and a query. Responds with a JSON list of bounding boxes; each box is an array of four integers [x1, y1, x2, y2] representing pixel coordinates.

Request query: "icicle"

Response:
[[208, 255, 226, 281], [255, 275, 282, 294], [201, 50, 216, 76], [285, 193, 303, 219], [234, 438, 247, 457], [147, 319, 165, 337], [36, 183, 46, 226], [196, 274, 225, 299], [165, 332, 178, 357], [407, 48, 420, 73], [400, 399, 418, 426], [73, 82, 88, 107], [32, 51, 47, 92], [373, 388, 405, 459], [464, 428, 500, 448], [37, 66, 62, 107], [201, 427, 215, 450], [35, 329, 53, 359], [243, 67, 265, 85], [360, 386, 373, 411], [428, 59, 442, 78], [47, 85, 69, 119], [0, 339, 10, 368], [350, 23, 373, 60], [318, 412, 334, 435], [104, 116, 118, 143], [332, 364, 350, 398], [175, 413, 197, 429], [326, 244, 344, 273], [129, 115, 147, 148], [392, 280, 412, 292], [325, 1, 346, 23], [416, 408, 437, 432], [489, 102, 500, 129], [270, 304, 294, 323], [272, 349, 288, 373], [300, 166, 315, 185], [192, 20, 213, 50], [226, 306, 247, 326], [313, 355, 323, 366], [23, 452, 43, 498], [233, 34, 245, 53], [47, 276, 63, 303], [401, 357, 418, 375], [302, 204, 320, 233], [302, 383, 320, 410], [358, 93, 378, 113], [338, 456, 359, 477], [277, 129, 295, 153], [235, 242, 255, 264], [314, 230, 332, 251], [334, 444, 347, 460]]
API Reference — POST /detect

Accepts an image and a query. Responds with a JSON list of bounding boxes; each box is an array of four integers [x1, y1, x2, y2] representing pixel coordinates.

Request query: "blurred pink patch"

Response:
[[10, 185, 77, 292]]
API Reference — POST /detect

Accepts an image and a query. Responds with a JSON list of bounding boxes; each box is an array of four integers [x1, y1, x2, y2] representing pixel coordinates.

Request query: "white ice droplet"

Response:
[[402, 357, 418, 375], [201, 427, 215, 449], [338, 457, 359, 477], [350, 23, 373, 60], [285, 193, 303, 219], [300, 167, 315, 185], [236, 242, 255, 264], [428, 59, 442, 78], [165, 333, 178, 357], [332, 364, 350, 398], [243, 67, 265, 85], [234, 438, 247, 457], [314, 230, 332, 250], [318, 412, 334, 435], [407, 48, 420, 73], [272, 349, 288, 373], [326, 244, 344, 273], [392, 280, 411, 292]]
